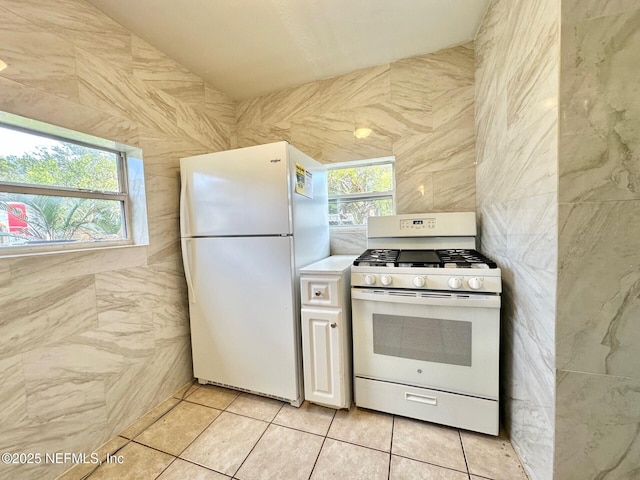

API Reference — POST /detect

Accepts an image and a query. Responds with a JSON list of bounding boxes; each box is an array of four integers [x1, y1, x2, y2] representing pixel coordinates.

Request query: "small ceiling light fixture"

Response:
[[354, 127, 372, 139], [0, 59, 7, 72]]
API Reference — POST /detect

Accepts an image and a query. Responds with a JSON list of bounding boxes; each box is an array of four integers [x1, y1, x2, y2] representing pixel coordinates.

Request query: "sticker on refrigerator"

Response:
[[295, 163, 313, 199]]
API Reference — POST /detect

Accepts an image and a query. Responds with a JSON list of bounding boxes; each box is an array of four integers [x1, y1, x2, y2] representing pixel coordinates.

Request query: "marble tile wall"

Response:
[[0, 1, 235, 478], [474, 1, 559, 479], [235, 44, 476, 254], [555, 1, 640, 478]]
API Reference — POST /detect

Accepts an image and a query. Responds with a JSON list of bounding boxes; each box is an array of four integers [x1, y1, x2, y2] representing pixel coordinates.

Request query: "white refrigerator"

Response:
[[180, 141, 329, 406]]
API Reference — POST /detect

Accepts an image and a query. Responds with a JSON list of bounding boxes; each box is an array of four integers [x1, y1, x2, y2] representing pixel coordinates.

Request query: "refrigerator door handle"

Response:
[[180, 171, 188, 237], [181, 239, 196, 304]]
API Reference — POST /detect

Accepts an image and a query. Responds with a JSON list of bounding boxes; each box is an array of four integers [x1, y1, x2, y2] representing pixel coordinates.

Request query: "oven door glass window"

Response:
[[372, 314, 472, 367]]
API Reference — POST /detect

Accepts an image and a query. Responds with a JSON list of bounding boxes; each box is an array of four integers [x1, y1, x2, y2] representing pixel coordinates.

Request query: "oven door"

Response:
[[351, 287, 500, 400]]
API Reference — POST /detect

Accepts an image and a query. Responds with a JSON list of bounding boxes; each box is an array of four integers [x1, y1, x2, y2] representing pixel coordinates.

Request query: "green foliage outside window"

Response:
[[327, 162, 394, 225], [0, 142, 119, 191]]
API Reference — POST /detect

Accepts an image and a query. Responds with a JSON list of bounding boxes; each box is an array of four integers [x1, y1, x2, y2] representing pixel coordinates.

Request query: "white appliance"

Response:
[[351, 212, 501, 435], [180, 141, 329, 406]]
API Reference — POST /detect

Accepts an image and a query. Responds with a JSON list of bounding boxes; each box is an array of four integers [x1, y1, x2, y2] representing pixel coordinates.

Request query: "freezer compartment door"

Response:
[[182, 236, 301, 401], [180, 142, 291, 237]]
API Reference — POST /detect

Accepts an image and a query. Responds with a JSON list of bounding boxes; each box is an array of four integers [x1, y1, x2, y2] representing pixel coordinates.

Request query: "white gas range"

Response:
[[351, 212, 501, 435]]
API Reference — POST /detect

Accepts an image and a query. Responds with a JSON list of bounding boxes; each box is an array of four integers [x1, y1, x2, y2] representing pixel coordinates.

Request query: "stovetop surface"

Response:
[[353, 249, 498, 269]]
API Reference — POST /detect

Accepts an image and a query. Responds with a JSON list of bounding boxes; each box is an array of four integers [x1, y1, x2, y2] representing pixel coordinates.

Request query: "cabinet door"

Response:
[[301, 308, 344, 408]]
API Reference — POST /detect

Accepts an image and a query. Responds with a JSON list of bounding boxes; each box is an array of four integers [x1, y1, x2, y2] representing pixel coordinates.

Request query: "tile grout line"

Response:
[[306, 406, 339, 480], [388, 415, 395, 480], [153, 456, 178, 480], [458, 429, 472, 479], [270, 419, 333, 439], [228, 398, 287, 479], [390, 452, 471, 476], [324, 433, 397, 455]]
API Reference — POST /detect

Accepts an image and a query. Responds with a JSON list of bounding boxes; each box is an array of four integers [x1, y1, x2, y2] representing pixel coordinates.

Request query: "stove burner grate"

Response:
[[436, 249, 497, 268], [353, 248, 498, 269], [353, 249, 399, 266]]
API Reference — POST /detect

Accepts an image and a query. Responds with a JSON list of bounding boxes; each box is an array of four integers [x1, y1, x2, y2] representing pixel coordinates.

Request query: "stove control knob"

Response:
[[468, 277, 484, 290], [380, 274, 392, 286], [413, 276, 426, 287], [364, 274, 376, 285], [448, 277, 462, 289]]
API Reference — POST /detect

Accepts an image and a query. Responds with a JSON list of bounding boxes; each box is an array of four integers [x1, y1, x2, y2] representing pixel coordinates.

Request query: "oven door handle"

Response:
[[351, 288, 501, 308]]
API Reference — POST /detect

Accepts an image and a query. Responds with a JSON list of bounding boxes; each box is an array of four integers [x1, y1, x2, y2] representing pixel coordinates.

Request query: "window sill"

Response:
[[329, 225, 367, 230], [0, 240, 147, 259]]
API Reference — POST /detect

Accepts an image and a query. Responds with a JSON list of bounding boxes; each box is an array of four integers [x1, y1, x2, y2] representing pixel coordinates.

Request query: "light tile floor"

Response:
[[58, 383, 529, 480]]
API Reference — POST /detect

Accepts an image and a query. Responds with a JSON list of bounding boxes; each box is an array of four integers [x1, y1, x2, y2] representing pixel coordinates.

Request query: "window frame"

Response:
[[326, 156, 396, 227], [0, 117, 137, 256]]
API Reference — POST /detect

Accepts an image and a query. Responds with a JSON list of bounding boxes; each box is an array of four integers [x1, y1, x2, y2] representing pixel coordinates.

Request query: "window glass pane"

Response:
[[329, 197, 393, 226], [0, 125, 120, 192], [327, 163, 393, 195], [0, 193, 125, 247]]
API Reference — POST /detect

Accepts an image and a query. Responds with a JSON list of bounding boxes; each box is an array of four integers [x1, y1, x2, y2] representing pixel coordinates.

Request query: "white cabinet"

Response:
[[301, 308, 342, 404], [300, 255, 356, 409]]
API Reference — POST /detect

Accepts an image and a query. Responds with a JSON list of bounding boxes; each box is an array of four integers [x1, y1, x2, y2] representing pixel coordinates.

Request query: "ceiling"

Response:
[[87, 0, 489, 100]]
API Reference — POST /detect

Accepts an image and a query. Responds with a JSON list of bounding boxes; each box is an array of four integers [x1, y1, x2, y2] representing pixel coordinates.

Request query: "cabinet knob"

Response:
[[330, 323, 337, 328]]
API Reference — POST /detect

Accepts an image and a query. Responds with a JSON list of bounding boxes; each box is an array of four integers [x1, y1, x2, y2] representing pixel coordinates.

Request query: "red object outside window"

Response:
[[7, 202, 28, 234]]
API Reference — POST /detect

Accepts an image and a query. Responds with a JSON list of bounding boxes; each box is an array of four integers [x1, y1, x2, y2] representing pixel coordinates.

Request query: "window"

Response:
[[0, 112, 144, 253], [326, 157, 395, 226]]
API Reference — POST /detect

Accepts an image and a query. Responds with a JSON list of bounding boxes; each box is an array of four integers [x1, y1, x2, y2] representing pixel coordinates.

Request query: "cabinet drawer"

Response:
[[301, 277, 341, 307], [355, 377, 499, 435]]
